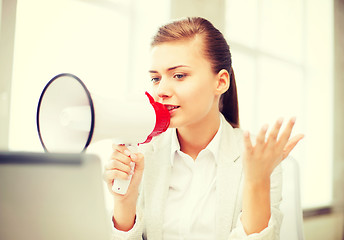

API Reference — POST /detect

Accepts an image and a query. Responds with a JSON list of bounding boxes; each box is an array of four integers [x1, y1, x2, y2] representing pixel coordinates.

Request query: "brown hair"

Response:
[[151, 17, 239, 128]]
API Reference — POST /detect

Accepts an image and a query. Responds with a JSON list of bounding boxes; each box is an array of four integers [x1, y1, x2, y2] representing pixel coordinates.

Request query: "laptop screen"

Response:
[[0, 151, 112, 240]]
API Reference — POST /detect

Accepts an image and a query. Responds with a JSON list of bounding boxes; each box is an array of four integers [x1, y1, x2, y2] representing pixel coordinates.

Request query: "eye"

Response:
[[151, 77, 160, 84], [173, 73, 186, 80]]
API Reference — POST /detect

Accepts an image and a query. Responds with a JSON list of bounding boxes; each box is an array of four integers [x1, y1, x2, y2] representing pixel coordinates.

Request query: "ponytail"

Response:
[[220, 67, 239, 128]]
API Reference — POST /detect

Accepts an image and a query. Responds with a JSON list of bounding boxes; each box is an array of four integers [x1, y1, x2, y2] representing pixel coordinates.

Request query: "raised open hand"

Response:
[[242, 117, 304, 183]]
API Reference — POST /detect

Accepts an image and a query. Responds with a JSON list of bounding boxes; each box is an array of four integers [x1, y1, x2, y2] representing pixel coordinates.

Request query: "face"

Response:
[[149, 37, 225, 129]]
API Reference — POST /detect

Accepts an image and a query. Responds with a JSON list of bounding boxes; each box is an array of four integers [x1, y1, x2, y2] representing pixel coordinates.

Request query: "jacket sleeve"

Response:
[[110, 207, 144, 240], [228, 164, 283, 240]]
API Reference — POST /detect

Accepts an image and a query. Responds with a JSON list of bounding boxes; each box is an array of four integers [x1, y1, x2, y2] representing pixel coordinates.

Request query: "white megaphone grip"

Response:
[[112, 144, 138, 195]]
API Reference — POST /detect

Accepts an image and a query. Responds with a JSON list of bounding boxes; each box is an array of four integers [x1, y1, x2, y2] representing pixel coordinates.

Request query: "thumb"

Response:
[[128, 153, 144, 191], [130, 152, 144, 171]]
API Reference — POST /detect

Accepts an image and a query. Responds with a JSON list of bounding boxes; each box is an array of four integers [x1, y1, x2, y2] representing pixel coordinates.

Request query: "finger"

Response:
[[243, 131, 253, 152], [103, 170, 115, 184], [130, 153, 145, 170], [104, 159, 132, 174], [255, 124, 269, 150], [282, 134, 304, 159], [267, 118, 283, 144], [111, 151, 132, 165], [277, 117, 296, 149], [103, 169, 130, 182], [113, 144, 134, 157], [104, 159, 117, 170]]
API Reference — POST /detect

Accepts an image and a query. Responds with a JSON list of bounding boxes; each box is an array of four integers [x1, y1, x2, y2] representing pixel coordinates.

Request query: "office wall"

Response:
[[332, 6, 344, 240], [170, 0, 225, 33], [333, 0, 344, 211]]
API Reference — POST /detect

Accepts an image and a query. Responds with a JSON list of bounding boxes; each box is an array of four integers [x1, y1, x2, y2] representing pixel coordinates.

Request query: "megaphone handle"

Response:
[[112, 144, 138, 195]]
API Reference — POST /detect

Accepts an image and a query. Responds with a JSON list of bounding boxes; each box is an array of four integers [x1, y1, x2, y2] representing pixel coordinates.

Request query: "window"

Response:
[[9, 0, 169, 151], [226, 0, 333, 208], [9, 0, 170, 208]]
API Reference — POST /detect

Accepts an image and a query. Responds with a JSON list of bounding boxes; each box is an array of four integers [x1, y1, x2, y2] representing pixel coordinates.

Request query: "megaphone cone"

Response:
[[36, 73, 170, 194]]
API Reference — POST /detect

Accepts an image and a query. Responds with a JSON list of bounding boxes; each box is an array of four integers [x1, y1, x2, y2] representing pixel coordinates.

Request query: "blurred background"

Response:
[[0, 0, 343, 239]]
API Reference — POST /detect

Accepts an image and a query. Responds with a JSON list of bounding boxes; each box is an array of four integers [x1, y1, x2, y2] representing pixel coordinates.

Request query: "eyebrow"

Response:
[[149, 65, 190, 73]]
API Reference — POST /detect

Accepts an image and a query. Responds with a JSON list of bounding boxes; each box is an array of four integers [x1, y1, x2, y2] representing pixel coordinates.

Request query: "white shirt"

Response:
[[111, 114, 282, 240], [163, 119, 223, 240]]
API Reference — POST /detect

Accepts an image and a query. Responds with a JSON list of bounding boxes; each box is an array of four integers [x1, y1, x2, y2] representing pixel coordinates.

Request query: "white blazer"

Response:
[[113, 115, 283, 240]]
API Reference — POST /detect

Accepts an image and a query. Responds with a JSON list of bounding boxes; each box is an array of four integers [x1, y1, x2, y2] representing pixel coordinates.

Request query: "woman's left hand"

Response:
[[242, 117, 304, 183]]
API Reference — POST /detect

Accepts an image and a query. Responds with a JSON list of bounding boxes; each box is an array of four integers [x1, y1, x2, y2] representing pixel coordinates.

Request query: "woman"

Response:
[[103, 17, 304, 240]]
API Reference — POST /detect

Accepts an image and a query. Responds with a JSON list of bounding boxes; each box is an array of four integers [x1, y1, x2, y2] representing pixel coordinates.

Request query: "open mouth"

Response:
[[164, 105, 180, 111]]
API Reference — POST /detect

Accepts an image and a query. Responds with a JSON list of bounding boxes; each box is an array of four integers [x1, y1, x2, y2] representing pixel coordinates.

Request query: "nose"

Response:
[[156, 78, 171, 100]]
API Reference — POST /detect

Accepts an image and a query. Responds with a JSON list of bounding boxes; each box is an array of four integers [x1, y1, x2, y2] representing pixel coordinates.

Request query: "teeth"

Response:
[[167, 106, 178, 111]]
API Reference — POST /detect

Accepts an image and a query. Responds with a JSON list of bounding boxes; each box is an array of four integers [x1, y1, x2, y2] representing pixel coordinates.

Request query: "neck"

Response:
[[177, 112, 221, 160]]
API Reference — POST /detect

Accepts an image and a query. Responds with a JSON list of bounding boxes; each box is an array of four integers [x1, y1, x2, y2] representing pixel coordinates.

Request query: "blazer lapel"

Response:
[[216, 120, 244, 240], [143, 132, 173, 240], [143, 121, 244, 240]]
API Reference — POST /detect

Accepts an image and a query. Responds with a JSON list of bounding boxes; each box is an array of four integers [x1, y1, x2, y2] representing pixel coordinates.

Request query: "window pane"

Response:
[[9, 0, 131, 151], [301, 0, 334, 208], [226, 0, 258, 48], [226, 0, 333, 210], [231, 49, 257, 130], [259, 0, 304, 63], [257, 56, 303, 123], [126, 0, 170, 94], [256, 56, 304, 161]]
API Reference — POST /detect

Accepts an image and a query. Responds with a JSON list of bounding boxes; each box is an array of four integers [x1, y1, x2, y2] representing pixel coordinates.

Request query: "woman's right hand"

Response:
[[103, 144, 145, 231], [103, 144, 145, 200]]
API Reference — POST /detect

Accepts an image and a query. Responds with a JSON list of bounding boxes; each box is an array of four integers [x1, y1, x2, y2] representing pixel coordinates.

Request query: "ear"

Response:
[[214, 69, 230, 96]]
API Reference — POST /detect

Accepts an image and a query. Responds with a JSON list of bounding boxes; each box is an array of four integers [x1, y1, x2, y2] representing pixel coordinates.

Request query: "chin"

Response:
[[167, 117, 181, 129]]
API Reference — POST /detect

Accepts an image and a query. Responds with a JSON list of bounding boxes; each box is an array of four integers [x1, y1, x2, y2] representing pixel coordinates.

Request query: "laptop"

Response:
[[0, 151, 112, 240]]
